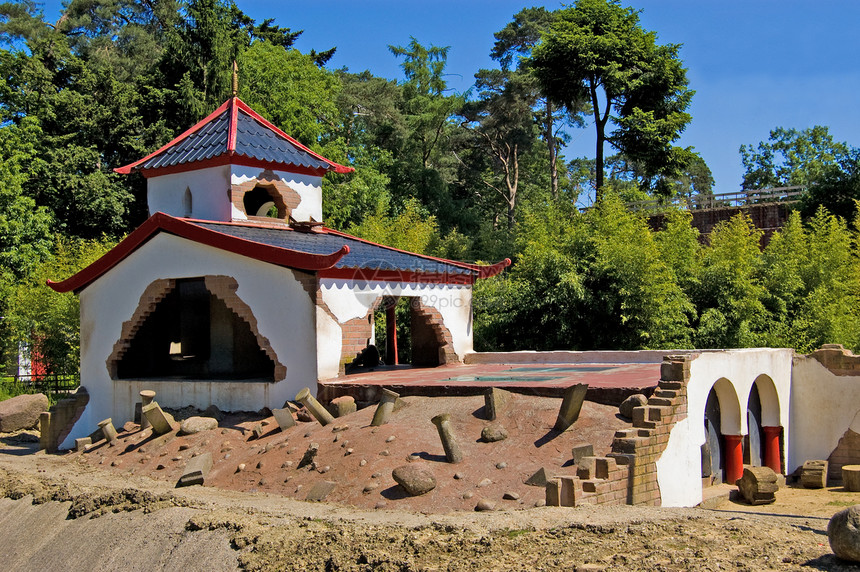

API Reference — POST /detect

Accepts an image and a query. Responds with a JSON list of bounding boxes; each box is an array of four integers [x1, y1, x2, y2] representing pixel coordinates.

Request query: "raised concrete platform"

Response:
[[318, 361, 660, 406]]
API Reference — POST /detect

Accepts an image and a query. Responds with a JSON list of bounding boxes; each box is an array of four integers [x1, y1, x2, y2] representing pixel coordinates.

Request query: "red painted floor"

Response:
[[318, 362, 660, 405]]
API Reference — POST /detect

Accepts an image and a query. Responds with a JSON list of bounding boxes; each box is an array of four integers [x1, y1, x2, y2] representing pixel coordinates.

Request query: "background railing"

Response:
[[625, 186, 807, 213], [1, 372, 80, 396]]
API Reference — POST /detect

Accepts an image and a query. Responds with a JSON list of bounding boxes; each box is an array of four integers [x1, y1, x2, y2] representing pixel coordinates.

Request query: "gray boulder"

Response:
[[828, 505, 860, 562], [392, 464, 436, 496], [179, 416, 218, 435], [619, 394, 648, 419], [481, 423, 509, 443], [0, 393, 49, 432]]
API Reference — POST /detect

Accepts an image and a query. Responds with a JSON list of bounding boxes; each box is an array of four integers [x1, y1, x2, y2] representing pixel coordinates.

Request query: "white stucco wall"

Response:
[[316, 279, 473, 380], [656, 348, 794, 507], [147, 166, 231, 221], [62, 233, 317, 449], [231, 166, 323, 222], [789, 356, 860, 474]]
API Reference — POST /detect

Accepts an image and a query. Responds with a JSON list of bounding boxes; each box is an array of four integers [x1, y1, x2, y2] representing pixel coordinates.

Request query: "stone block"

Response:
[[545, 479, 561, 506], [484, 387, 512, 421], [619, 394, 648, 419], [554, 383, 588, 432], [559, 476, 578, 507], [525, 467, 552, 487], [329, 396, 357, 418], [141, 402, 174, 435], [660, 356, 690, 381], [177, 452, 213, 487], [75, 437, 92, 452], [272, 408, 296, 431], [306, 480, 336, 502], [0, 393, 49, 432], [801, 460, 828, 489], [842, 465, 860, 492], [571, 443, 595, 466], [735, 465, 778, 505]]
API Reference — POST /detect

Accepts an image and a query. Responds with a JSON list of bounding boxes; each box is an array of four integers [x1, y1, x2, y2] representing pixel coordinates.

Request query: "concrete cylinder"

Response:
[[139, 390, 156, 430], [98, 418, 118, 442], [762, 426, 783, 474], [724, 434, 744, 484], [842, 465, 860, 492], [370, 389, 400, 427], [295, 387, 335, 426], [431, 413, 463, 464]]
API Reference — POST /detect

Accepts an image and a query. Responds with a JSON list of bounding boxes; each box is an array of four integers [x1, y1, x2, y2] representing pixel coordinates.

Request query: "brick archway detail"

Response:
[[231, 169, 301, 221]]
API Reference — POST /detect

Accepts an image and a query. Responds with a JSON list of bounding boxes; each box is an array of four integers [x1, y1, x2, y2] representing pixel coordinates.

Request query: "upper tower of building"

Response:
[[115, 97, 353, 224]]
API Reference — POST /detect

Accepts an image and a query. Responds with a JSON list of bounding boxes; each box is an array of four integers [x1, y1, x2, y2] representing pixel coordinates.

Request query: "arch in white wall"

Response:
[[752, 374, 781, 427], [711, 377, 742, 435]]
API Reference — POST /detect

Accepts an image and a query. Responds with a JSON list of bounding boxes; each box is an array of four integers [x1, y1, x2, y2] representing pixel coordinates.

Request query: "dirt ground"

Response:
[[0, 394, 857, 571]]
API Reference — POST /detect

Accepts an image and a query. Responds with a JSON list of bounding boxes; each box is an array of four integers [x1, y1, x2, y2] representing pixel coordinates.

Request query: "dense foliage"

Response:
[[0, 0, 858, 375]]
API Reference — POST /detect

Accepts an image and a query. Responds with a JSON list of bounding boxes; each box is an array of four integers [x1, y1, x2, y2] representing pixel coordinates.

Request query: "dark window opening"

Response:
[[372, 297, 444, 368], [116, 278, 275, 380], [243, 185, 284, 218]]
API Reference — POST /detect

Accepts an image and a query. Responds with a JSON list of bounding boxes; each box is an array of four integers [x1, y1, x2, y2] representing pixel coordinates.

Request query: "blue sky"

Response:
[[40, 1, 860, 194]]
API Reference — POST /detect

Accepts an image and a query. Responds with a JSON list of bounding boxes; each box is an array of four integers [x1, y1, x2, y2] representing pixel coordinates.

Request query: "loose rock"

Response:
[[179, 416, 218, 435], [481, 423, 509, 443], [392, 464, 437, 496], [475, 499, 495, 512], [828, 505, 860, 562], [619, 394, 648, 419]]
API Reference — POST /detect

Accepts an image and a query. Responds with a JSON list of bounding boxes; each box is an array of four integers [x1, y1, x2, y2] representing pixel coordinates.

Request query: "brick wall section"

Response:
[[203, 276, 285, 381], [828, 429, 860, 486], [547, 354, 691, 507], [412, 301, 459, 365], [809, 344, 860, 376], [649, 202, 793, 245], [341, 315, 373, 366], [231, 169, 301, 220], [39, 387, 89, 452], [106, 278, 176, 377]]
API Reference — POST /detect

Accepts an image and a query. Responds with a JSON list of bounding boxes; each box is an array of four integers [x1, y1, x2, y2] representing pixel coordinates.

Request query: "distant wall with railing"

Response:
[[626, 186, 806, 214], [1, 372, 81, 398]]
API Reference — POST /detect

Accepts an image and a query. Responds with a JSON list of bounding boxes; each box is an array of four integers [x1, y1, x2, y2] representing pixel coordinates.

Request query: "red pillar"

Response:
[[762, 426, 783, 474], [724, 434, 744, 484], [386, 304, 398, 365]]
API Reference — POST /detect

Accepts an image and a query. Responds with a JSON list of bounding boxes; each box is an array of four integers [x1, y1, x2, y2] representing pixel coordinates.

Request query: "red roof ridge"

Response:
[[47, 212, 349, 293]]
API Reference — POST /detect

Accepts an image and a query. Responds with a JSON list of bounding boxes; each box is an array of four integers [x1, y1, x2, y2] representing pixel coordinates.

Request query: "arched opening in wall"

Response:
[[751, 374, 783, 473], [365, 296, 456, 369], [112, 277, 277, 381], [183, 187, 193, 217], [243, 185, 287, 219], [703, 387, 724, 485], [744, 384, 764, 467]]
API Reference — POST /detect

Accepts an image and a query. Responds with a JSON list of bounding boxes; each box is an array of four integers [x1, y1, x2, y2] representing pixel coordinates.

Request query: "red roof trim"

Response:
[[114, 96, 354, 175], [227, 97, 239, 153], [135, 155, 331, 179], [318, 268, 475, 285], [47, 212, 349, 293]]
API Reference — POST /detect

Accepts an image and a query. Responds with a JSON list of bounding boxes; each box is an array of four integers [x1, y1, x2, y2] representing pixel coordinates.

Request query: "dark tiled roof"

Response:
[[193, 221, 474, 276], [233, 110, 332, 171], [140, 108, 230, 170], [139, 109, 332, 172]]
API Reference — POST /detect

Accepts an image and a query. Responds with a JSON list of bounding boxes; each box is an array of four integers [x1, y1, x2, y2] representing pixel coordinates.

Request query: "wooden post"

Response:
[[386, 302, 398, 365]]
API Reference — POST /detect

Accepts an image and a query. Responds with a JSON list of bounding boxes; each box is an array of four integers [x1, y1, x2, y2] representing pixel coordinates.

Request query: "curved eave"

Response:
[[47, 212, 349, 294]]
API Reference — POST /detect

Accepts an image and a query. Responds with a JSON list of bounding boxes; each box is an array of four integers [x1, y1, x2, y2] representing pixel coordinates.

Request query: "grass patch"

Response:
[[501, 529, 531, 540], [827, 499, 859, 507]]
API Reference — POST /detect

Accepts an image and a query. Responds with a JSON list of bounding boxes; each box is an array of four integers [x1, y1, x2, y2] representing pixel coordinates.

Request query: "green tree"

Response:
[[693, 214, 767, 348], [529, 0, 693, 198], [740, 126, 855, 190]]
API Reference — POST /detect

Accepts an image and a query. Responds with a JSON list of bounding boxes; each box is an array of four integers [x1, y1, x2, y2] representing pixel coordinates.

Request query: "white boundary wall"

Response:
[[657, 349, 793, 507]]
